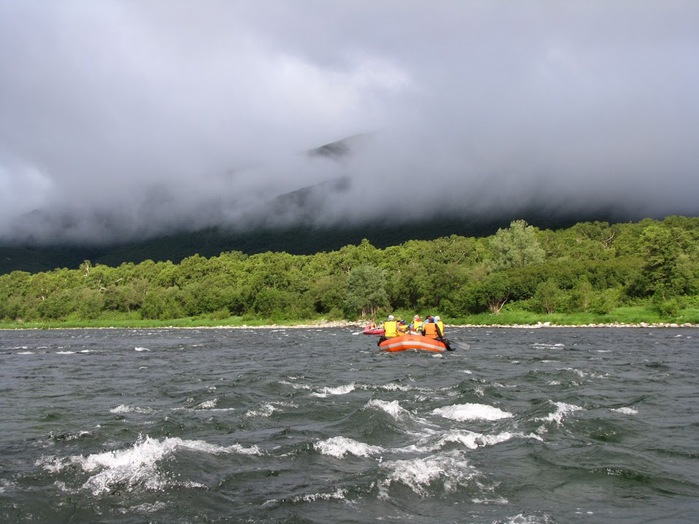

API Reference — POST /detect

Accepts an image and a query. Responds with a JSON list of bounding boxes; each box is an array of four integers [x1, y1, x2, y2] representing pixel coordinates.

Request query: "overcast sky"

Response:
[[1, 1, 698, 244]]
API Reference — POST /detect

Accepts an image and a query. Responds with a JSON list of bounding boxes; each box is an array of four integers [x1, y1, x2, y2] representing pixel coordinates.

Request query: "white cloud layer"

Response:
[[1, 1, 698, 243]]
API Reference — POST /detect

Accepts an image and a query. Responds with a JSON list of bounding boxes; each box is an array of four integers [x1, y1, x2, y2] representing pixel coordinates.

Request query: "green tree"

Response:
[[591, 287, 621, 314], [542, 221, 617, 261], [0, 271, 32, 320], [38, 288, 75, 319], [466, 275, 511, 314], [632, 224, 690, 298], [333, 239, 381, 275], [307, 274, 346, 316], [533, 278, 565, 314], [488, 220, 545, 271], [569, 278, 594, 312], [141, 286, 188, 319], [344, 264, 389, 319], [72, 288, 105, 319], [103, 277, 150, 313]]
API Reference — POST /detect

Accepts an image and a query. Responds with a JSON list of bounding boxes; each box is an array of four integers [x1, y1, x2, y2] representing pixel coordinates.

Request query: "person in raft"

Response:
[[434, 315, 445, 337], [409, 314, 424, 334], [422, 315, 454, 351], [384, 315, 400, 337], [377, 315, 400, 345], [421, 315, 440, 339]]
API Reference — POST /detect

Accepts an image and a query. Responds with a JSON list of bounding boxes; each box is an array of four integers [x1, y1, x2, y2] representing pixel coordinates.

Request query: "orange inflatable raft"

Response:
[[378, 334, 450, 353]]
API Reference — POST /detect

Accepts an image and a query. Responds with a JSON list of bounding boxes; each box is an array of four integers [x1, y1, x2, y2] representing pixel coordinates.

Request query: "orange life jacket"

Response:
[[422, 322, 438, 339]]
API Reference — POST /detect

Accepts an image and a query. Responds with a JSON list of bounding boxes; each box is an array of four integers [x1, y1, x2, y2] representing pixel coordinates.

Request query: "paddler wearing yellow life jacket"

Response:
[[434, 315, 445, 338], [383, 315, 399, 338], [410, 315, 423, 334]]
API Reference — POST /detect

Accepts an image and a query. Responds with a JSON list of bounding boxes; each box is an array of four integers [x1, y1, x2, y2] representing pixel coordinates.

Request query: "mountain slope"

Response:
[[0, 204, 632, 274]]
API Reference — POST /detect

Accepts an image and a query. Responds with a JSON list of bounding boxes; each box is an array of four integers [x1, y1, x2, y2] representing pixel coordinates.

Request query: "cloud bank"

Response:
[[1, 1, 698, 244]]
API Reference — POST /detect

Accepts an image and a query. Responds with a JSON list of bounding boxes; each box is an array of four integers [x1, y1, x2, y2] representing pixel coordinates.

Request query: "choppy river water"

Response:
[[1, 326, 698, 523]]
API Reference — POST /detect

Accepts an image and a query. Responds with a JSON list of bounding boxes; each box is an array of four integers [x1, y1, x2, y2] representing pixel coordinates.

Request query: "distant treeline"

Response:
[[1, 216, 698, 324], [0, 207, 625, 275]]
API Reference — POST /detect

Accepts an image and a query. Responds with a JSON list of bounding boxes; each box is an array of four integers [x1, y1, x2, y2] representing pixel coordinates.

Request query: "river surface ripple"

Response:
[[1, 327, 698, 523]]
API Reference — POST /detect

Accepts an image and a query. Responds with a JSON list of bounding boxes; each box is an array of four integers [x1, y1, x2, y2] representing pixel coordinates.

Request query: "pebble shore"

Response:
[[232, 320, 697, 329]]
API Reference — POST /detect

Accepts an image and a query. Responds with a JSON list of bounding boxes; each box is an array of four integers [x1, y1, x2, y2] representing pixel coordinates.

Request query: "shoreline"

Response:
[[227, 321, 698, 329], [1, 320, 696, 331]]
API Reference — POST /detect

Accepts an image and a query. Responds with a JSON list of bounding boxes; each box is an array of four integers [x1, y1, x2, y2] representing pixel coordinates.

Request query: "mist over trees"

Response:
[[1, 216, 698, 325]]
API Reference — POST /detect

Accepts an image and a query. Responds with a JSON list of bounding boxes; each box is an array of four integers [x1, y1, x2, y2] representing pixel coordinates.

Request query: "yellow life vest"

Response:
[[384, 320, 399, 338]]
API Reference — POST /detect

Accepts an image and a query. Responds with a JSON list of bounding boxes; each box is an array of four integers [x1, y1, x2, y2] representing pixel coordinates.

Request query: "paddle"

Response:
[[450, 340, 470, 351]]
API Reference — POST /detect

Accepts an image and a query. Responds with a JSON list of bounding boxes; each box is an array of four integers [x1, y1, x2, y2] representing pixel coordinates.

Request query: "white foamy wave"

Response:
[[314, 436, 384, 458], [245, 400, 297, 418], [499, 512, 555, 523], [35, 455, 66, 474], [278, 380, 311, 391], [37, 435, 262, 496], [379, 451, 479, 497], [311, 383, 355, 397], [611, 407, 638, 415], [17, 351, 34, 355], [0, 478, 14, 493], [49, 430, 92, 442], [293, 487, 348, 503], [264, 487, 349, 507], [366, 399, 411, 420], [195, 398, 218, 410], [428, 430, 542, 451], [378, 383, 412, 392], [110, 404, 156, 415], [532, 343, 565, 349], [134, 347, 150, 352], [433, 403, 512, 421], [246, 403, 277, 418], [56, 351, 76, 355], [536, 401, 583, 429]]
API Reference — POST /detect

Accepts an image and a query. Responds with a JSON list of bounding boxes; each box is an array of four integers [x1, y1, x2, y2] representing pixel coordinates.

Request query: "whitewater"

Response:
[[1, 327, 697, 523]]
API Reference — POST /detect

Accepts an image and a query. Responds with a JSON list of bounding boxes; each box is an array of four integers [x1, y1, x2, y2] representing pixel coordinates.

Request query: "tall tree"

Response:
[[637, 224, 689, 297], [488, 220, 545, 271], [344, 264, 389, 319]]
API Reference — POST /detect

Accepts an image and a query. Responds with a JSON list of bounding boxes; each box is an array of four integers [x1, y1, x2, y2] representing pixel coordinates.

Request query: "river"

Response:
[[1, 326, 697, 523]]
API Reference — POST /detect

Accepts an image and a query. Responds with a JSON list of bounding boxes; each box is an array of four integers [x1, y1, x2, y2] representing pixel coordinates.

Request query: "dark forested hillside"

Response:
[[0, 206, 631, 275], [2, 215, 699, 326]]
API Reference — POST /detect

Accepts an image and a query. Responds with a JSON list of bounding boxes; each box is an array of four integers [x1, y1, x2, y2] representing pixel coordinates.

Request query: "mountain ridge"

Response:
[[0, 205, 637, 275], [0, 134, 689, 274]]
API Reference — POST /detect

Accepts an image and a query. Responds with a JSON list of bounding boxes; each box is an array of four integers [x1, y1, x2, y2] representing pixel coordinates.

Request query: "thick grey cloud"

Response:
[[1, 1, 698, 244]]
